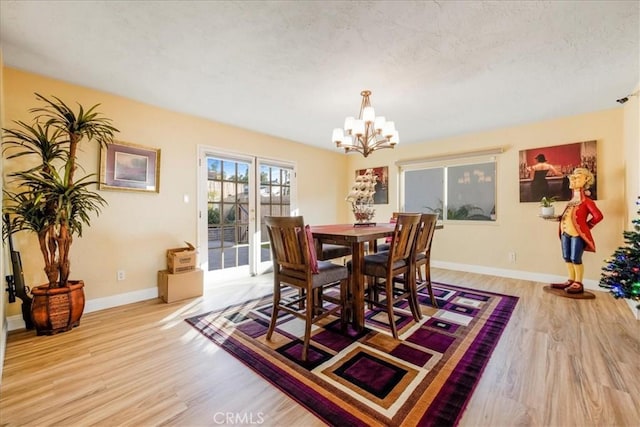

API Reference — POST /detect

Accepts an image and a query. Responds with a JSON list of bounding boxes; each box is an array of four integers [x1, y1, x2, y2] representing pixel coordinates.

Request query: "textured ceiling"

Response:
[[1, 1, 638, 152]]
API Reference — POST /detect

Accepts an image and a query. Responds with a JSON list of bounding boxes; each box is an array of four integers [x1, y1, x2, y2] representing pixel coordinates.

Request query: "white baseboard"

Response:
[[430, 260, 601, 290], [7, 286, 159, 332], [6, 315, 26, 332], [626, 299, 640, 320], [84, 287, 159, 313], [0, 320, 7, 383]]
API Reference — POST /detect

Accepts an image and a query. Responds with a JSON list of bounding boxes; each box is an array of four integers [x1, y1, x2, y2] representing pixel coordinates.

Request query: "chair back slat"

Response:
[[264, 216, 308, 272], [415, 213, 439, 255], [389, 213, 422, 263]]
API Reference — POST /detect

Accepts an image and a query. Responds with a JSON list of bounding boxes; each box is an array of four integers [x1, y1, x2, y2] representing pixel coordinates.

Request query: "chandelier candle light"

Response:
[[346, 169, 378, 225], [332, 90, 399, 157]]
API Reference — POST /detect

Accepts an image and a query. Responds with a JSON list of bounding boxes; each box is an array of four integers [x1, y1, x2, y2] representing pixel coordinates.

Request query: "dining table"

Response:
[[310, 223, 396, 332]]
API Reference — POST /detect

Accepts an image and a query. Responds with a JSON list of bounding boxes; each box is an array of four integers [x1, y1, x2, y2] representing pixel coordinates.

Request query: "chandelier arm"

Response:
[[345, 146, 366, 156], [368, 133, 385, 147]]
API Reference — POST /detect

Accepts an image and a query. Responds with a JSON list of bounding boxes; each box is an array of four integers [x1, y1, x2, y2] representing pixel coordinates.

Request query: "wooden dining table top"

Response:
[[311, 222, 443, 242], [310, 223, 396, 242]]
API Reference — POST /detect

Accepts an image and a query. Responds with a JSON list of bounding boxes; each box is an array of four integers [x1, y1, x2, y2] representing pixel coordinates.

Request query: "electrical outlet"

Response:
[[117, 270, 126, 281], [508, 251, 517, 263]]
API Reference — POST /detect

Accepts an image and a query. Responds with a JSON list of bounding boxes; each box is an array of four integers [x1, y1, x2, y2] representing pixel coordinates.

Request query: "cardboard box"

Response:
[[158, 268, 203, 303], [166, 242, 196, 273]]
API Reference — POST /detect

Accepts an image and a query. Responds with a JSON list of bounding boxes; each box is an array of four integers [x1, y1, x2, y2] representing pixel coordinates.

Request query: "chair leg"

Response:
[[416, 264, 424, 283], [366, 276, 376, 310], [266, 282, 281, 340], [427, 282, 438, 309], [314, 288, 323, 315], [372, 277, 380, 304], [425, 260, 438, 308], [406, 271, 422, 322], [301, 289, 314, 362], [385, 276, 399, 339]]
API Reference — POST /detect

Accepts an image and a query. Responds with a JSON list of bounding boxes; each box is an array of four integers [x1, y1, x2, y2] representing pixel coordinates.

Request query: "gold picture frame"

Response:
[[100, 141, 160, 193]]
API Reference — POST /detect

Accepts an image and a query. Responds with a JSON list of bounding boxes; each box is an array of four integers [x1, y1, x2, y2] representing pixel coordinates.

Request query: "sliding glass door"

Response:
[[198, 147, 295, 277]]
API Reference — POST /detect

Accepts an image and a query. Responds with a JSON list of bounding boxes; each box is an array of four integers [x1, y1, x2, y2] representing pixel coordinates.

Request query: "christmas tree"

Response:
[[599, 197, 640, 308]]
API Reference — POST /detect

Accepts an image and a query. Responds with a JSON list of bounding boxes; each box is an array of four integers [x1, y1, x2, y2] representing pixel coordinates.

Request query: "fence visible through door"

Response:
[[205, 155, 294, 274]]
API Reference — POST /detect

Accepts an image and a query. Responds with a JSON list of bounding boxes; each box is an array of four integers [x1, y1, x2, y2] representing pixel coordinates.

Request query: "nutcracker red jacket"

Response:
[[558, 190, 604, 252]]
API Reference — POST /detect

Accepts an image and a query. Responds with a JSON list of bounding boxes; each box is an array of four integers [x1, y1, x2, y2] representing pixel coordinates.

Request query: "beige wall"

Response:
[[1, 67, 635, 322], [345, 108, 628, 285], [2, 68, 348, 317], [0, 51, 6, 377], [623, 84, 639, 226]]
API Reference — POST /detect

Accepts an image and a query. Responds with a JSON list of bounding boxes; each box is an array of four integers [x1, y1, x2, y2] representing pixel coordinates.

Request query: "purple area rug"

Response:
[[186, 282, 518, 426]]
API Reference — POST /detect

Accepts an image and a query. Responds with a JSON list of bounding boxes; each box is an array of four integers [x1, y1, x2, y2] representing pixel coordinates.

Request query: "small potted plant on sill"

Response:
[[2, 93, 118, 335], [539, 196, 558, 217]]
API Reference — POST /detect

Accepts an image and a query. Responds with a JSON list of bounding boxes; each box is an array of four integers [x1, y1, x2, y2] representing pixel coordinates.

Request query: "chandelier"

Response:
[[332, 90, 399, 157]]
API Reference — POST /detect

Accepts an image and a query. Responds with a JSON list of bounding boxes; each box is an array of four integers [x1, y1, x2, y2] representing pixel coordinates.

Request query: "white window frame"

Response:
[[398, 148, 501, 223]]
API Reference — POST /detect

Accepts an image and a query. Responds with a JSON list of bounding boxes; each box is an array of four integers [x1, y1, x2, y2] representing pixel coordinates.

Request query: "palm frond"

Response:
[[3, 93, 118, 288], [30, 93, 118, 148], [2, 121, 66, 164]]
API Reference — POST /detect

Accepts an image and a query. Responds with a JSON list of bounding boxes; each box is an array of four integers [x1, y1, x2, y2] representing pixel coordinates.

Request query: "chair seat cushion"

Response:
[[319, 244, 351, 261], [347, 252, 409, 277], [376, 243, 390, 252], [416, 252, 426, 261], [281, 260, 348, 288], [314, 261, 349, 286]]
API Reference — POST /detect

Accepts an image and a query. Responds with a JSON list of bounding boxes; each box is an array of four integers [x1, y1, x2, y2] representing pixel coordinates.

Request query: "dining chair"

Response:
[[264, 216, 349, 362], [414, 213, 439, 309], [357, 213, 422, 339], [392, 213, 440, 315]]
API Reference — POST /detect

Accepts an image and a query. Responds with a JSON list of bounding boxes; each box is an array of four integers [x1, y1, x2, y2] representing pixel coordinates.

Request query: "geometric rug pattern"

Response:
[[186, 282, 519, 426]]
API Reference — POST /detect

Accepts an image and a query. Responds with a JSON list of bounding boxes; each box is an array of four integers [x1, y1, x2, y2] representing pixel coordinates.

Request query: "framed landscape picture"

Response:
[[518, 140, 597, 202], [100, 141, 161, 193]]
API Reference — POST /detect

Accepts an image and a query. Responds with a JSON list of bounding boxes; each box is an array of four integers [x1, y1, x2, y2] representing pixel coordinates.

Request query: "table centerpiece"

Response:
[[346, 168, 378, 226]]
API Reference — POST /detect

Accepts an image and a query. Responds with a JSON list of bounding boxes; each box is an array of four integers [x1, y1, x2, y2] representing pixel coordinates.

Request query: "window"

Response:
[[401, 155, 497, 222], [259, 164, 291, 217]]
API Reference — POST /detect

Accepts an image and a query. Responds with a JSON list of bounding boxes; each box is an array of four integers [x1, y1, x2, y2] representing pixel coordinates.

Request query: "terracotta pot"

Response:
[[30, 280, 85, 335]]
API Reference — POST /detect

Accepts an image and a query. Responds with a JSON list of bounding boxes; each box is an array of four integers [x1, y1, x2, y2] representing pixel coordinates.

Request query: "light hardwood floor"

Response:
[[1, 269, 638, 426]]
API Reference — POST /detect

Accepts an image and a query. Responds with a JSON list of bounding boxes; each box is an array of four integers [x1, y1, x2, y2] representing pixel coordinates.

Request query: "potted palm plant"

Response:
[[2, 93, 118, 335]]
